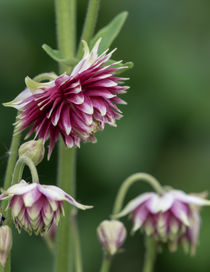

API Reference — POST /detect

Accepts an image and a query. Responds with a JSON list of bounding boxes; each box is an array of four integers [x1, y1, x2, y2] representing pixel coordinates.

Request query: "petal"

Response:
[[146, 192, 175, 213], [132, 204, 149, 232], [171, 190, 210, 206], [38, 184, 93, 210], [3, 88, 33, 110], [171, 201, 190, 226], [6, 180, 37, 196], [114, 193, 156, 218], [23, 187, 42, 207]]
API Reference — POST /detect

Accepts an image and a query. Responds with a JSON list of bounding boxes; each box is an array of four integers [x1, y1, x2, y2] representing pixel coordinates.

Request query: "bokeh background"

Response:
[[1, 0, 210, 271]]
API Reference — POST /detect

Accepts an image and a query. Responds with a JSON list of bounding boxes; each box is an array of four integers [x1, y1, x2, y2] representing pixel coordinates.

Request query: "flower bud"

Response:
[[0, 226, 12, 268], [97, 220, 127, 255], [18, 139, 45, 165]]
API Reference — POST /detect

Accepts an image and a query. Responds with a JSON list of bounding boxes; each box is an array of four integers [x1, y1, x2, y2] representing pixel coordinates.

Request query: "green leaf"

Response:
[[42, 44, 78, 66], [90, 11, 128, 54]]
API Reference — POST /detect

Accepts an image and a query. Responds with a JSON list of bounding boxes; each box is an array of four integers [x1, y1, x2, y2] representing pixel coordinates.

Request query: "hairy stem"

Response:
[[77, 0, 101, 58], [54, 0, 77, 271]]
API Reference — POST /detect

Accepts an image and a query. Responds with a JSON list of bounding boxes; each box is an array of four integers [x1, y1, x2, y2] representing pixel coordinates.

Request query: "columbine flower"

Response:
[[5, 39, 129, 158], [115, 189, 210, 254], [97, 220, 127, 255], [0, 225, 12, 267], [0, 180, 92, 235]]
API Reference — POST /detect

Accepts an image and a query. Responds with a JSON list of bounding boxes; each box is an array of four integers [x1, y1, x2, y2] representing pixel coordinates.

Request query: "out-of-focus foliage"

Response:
[[1, 0, 210, 271]]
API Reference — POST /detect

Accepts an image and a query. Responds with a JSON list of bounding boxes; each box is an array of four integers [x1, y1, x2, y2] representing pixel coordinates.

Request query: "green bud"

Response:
[[0, 226, 12, 268], [18, 139, 45, 166]]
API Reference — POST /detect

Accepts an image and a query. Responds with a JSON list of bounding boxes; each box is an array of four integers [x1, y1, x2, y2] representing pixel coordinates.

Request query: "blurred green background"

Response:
[[1, 0, 210, 271]]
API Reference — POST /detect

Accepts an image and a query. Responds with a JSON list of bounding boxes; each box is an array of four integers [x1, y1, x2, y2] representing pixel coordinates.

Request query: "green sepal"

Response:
[[33, 72, 57, 82], [25, 77, 48, 92], [42, 44, 78, 66], [90, 11, 128, 54], [108, 59, 133, 74]]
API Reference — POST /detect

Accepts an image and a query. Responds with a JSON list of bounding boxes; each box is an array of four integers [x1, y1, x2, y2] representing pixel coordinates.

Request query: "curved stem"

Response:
[[142, 238, 156, 272], [112, 173, 163, 215], [100, 254, 111, 272], [12, 156, 39, 185], [77, 0, 101, 58], [3, 114, 21, 191], [2, 114, 21, 272]]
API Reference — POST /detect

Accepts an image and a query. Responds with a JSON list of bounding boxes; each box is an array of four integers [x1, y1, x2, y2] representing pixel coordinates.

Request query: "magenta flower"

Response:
[[5, 39, 129, 158], [115, 189, 210, 254], [0, 180, 92, 235]]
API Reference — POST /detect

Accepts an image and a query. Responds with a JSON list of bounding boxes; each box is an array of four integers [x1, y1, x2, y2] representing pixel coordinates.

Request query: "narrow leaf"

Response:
[[90, 11, 128, 54], [42, 44, 78, 66]]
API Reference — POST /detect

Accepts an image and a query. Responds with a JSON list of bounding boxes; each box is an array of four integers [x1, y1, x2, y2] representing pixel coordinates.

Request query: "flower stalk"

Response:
[[77, 0, 101, 58], [54, 0, 77, 270], [111, 173, 163, 272], [100, 253, 111, 272], [142, 238, 156, 272]]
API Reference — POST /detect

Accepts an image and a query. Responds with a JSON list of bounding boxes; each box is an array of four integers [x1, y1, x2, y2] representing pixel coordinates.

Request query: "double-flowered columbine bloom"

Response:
[[115, 189, 210, 254], [0, 180, 92, 235], [5, 39, 129, 158], [97, 220, 127, 255]]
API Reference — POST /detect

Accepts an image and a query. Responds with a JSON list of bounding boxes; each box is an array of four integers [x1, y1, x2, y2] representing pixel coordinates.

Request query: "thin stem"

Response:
[[72, 210, 83, 272], [54, 0, 77, 271], [142, 238, 156, 272], [100, 254, 111, 272], [12, 156, 39, 185], [2, 115, 21, 272], [77, 0, 101, 58], [3, 115, 21, 191], [112, 173, 163, 216]]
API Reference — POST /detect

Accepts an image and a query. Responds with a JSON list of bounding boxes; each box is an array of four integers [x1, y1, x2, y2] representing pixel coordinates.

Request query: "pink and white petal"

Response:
[[146, 192, 175, 213], [6, 180, 37, 196], [171, 201, 190, 226], [132, 204, 149, 232], [23, 187, 42, 207], [114, 193, 156, 218], [3, 88, 33, 110], [171, 190, 210, 206], [10, 196, 24, 217], [38, 184, 92, 210]]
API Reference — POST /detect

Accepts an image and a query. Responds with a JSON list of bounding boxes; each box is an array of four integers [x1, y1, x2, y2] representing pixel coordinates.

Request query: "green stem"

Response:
[[12, 156, 39, 185], [54, 0, 77, 271], [100, 254, 111, 272], [3, 115, 21, 191], [112, 173, 163, 215], [2, 115, 21, 272], [142, 238, 156, 272], [77, 0, 101, 58], [72, 209, 83, 272]]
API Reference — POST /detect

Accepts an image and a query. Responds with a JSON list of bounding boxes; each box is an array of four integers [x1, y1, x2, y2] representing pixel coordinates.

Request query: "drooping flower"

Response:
[[115, 189, 210, 254], [5, 39, 129, 158], [97, 220, 127, 255], [0, 225, 12, 267], [0, 180, 92, 235]]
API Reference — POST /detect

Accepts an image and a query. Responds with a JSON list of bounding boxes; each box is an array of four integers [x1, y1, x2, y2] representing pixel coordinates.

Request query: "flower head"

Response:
[[97, 220, 127, 255], [0, 226, 12, 267], [5, 39, 129, 158], [0, 180, 92, 235], [115, 189, 210, 254], [18, 139, 45, 166]]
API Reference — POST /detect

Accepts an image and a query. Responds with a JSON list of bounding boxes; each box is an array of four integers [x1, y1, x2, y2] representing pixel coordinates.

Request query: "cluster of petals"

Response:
[[116, 189, 210, 254], [0, 180, 92, 235], [6, 39, 129, 158]]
